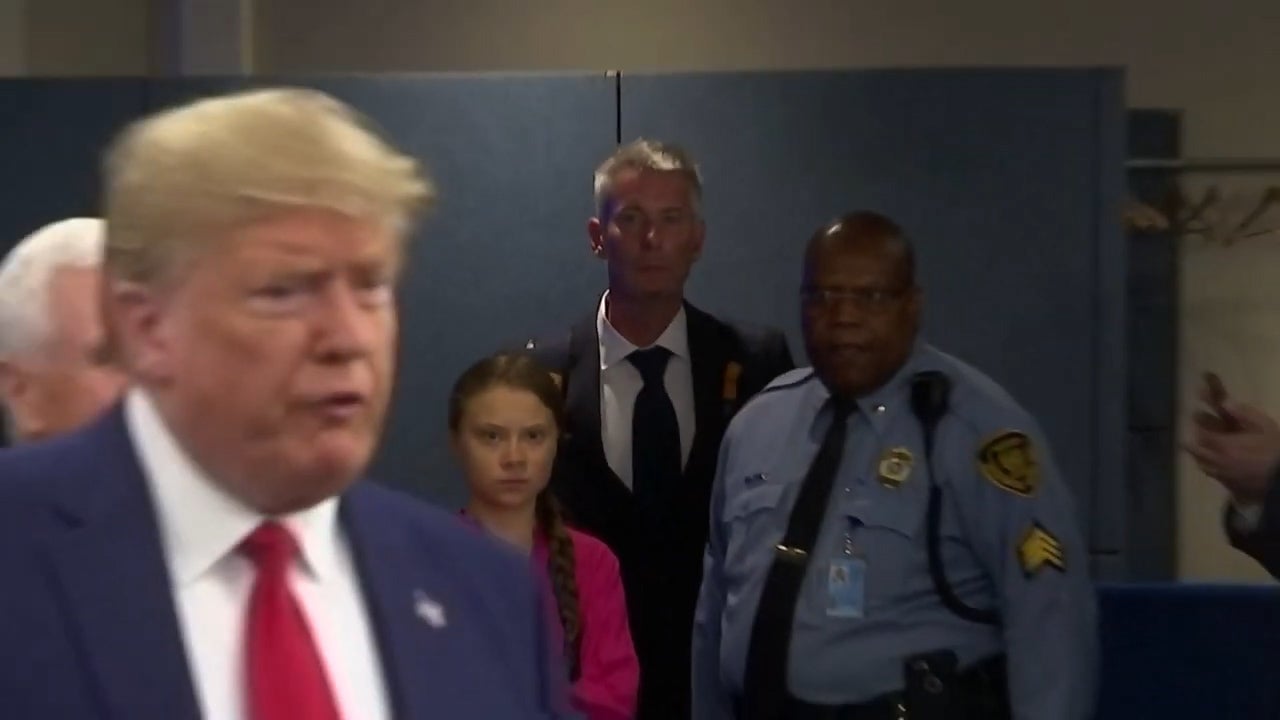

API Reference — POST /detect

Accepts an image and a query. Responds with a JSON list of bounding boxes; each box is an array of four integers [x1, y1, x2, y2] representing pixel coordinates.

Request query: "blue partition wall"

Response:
[[619, 70, 1126, 572], [0, 79, 149, 261], [1097, 583, 1280, 719], [0, 70, 1130, 574]]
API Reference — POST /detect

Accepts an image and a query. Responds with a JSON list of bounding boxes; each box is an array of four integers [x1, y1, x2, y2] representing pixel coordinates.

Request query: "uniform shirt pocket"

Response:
[[842, 492, 922, 613], [722, 480, 787, 585]]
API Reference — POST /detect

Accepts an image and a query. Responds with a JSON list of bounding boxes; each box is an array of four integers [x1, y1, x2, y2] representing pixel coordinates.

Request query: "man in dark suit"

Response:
[[1187, 374, 1280, 579], [0, 87, 571, 720], [526, 139, 795, 718]]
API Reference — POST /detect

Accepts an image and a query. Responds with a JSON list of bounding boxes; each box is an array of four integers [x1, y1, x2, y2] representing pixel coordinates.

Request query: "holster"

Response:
[[901, 651, 1010, 720]]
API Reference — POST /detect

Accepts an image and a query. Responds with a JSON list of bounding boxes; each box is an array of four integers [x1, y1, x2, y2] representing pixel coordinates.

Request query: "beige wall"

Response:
[[0, 0, 24, 75], [1177, 172, 1280, 583], [253, 0, 1280, 158], [21, 0, 149, 75], [13, 0, 1280, 580]]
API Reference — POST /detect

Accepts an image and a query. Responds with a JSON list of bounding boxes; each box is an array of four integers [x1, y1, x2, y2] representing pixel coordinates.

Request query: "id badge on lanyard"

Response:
[[826, 517, 866, 619]]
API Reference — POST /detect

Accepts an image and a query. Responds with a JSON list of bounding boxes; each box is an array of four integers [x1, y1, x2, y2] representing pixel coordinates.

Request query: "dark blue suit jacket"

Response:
[[0, 406, 576, 719], [524, 300, 794, 719], [1225, 471, 1280, 580]]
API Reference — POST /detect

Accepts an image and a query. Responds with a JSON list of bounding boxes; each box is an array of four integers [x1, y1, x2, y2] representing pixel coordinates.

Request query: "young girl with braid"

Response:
[[451, 353, 639, 720]]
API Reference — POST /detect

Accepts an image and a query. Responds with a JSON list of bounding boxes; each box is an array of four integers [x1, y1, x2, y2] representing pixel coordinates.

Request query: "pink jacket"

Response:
[[459, 513, 639, 720], [533, 527, 639, 720]]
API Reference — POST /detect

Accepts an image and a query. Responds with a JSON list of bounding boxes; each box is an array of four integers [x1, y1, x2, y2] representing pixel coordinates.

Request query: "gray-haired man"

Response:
[[0, 217, 125, 444]]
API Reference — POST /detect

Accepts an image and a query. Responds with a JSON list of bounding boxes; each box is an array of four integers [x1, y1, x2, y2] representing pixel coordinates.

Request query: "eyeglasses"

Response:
[[800, 286, 910, 311]]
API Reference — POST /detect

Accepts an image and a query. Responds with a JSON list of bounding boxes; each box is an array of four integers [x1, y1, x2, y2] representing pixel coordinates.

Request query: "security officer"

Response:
[[692, 211, 1097, 720]]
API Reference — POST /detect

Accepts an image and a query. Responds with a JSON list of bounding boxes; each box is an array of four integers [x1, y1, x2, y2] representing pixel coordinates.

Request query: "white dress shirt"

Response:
[[597, 291, 696, 488], [125, 389, 391, 720]]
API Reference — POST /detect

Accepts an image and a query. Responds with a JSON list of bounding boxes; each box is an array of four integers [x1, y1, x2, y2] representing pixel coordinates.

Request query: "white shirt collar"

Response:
[[595, 290, 690, 371], [124, 388, 342, 586]]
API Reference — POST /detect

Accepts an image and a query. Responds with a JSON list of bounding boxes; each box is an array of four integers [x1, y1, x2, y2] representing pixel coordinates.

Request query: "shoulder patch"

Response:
[[1018, 522, 1065, 576], [977, 430, 1039, 496]]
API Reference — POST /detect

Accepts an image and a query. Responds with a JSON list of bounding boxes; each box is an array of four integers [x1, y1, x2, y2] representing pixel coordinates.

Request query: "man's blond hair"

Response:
[[103, 87, 435, 286], [592, 138, 702, 218]]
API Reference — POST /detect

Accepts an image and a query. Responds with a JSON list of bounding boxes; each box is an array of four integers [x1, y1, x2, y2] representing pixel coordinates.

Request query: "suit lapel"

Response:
[[577, 300, 733, 481], [561, 300, 736, 498], [564, 311, 616, 484], [342, 488, 473, 720], [685, 303, 733, 473], [47, 409, 201, 720]]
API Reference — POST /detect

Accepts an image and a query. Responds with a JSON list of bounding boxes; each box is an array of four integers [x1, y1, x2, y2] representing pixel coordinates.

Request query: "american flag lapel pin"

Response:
[[413, 589, 447, 629]]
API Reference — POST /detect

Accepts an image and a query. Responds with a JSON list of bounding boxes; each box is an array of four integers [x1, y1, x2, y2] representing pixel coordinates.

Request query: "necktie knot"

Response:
[[242, 519, 339, 719], [240, 521, 298, 571], [829, 396, 856, 423], [628, 346, 671, 386]]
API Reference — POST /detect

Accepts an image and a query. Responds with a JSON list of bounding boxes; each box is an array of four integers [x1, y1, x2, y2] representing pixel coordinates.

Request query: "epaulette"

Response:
[[731, 367, 817, 418], [759, 367, 818, 394]]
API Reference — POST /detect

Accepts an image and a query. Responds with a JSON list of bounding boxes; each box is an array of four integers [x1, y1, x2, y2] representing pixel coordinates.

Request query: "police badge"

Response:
[[878, 446, 914, 487]]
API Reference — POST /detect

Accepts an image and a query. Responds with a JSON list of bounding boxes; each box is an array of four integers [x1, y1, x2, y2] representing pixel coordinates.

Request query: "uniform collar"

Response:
[[809, 338, 934, 435]]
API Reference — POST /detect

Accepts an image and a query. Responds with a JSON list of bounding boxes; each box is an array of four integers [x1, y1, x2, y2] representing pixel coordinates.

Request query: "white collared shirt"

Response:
[[125, 389, 391, 720], [596, 291, 696, 488]]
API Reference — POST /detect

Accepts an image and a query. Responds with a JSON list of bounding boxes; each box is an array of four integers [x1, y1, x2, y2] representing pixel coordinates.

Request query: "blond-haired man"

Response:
[[0, 217, 125, 444], [0, 88, 572, 719], [526, 139, 795, 718]]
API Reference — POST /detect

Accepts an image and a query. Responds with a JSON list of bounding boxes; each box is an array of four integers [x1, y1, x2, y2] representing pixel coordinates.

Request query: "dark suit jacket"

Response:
[[1225, 473, 1280, 580], [0, 406, 574, 720], [525, 299, 794, 719]]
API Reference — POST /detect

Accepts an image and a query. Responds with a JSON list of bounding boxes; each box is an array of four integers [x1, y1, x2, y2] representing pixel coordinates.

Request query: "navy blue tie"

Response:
[[628, 346, 682, 510], [741, 396, 855, 718]]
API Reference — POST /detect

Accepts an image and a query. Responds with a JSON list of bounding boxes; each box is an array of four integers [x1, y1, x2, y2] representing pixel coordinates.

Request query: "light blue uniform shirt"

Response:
[[692, 342, 1097, 720]]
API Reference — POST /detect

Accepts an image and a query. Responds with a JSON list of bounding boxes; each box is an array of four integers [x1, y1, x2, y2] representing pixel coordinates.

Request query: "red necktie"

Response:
[[241, 521, 342, 720]]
